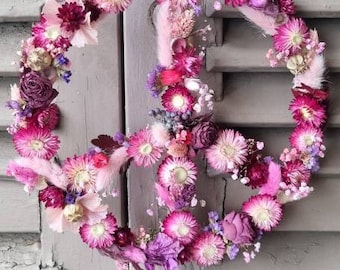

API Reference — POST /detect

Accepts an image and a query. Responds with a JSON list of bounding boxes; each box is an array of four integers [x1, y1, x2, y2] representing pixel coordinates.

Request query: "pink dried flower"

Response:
[[57, 2, 87, 32], [127, 128, 163, 167], [162, 211, 199, 244], [274, 18, 309, 55], [289, 96, 326, 127], [171, 9, 195, 39], [158, 156, 197, 187], [80, 213, 118, 248], [290, 126, 322, 152], [29, 103, 60, 130], [63, 154, 98, 193], [173, 46, 202, 77], [39, 186, 65, 208], [167, 140, 189, 157], [92, 152, 109, 168], [224, 0, 247, 7], [206, 129, 248, 173], [242, 194, 282, 231], [160, 69, 183, 86], [191, 231, 225, 266], [222, 211, 255, 245], [13, 127, 60, 160], [161, 86, 195, 113]]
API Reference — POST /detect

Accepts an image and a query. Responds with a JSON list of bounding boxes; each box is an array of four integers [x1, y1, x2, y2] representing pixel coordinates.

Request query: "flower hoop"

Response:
[[6, 0, 329, 268]]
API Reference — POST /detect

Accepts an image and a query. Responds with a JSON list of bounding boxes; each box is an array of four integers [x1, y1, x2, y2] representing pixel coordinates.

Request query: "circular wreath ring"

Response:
[[6, 0, 329, 269]]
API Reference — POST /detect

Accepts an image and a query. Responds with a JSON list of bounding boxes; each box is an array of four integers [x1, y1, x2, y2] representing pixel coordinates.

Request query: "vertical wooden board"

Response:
[[40, 16, 124, 270], [124, 0, 161, 230], [0, 180, 40, 233]]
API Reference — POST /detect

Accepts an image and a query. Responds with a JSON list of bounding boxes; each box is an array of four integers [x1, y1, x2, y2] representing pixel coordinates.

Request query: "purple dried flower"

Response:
[[227, 244, 240, 260], [20, 71, 58, 110], [146, 65, 165, 98]]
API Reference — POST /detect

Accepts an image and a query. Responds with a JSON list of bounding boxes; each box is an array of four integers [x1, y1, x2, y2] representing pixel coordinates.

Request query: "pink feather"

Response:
[[156, 0, 172, 67], [13, 157, 68, 190], [259, 161, 282, 196], [96, 147, 129, 191], [293, 55, 325, 89], [238, 5, 277, 36], [155, 183, 175, 210]]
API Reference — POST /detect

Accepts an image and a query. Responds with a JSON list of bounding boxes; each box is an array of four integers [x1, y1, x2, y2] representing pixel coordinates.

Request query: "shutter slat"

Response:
[[206, 19, 340, 72], [0, 0, 43, 22], [214, 73, 339, 127], [0, 132, 16, 176], [0, 23, 32, 77], [0, 179, 40, 232], [206, 0, 340, 18]]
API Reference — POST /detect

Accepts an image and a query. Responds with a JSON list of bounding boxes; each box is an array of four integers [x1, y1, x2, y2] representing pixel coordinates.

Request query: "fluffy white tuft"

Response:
[[151, 122, 170, 147]]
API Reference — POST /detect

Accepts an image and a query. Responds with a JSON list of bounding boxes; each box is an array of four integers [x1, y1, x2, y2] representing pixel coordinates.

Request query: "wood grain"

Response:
[[0, 0, 44, 22]]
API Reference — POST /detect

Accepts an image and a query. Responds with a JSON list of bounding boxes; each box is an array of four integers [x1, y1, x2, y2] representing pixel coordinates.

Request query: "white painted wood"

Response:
[[206, 19, 340, 72], [206, 0, 340, 18], [0, 132, 16, 175], [0, 0, 44, 22], [213, 73, 339, 127], [40, 15, 125, 270], [0, 179, 40, 232], [0, 78, 15, 130], [0, 23, 31, 77]]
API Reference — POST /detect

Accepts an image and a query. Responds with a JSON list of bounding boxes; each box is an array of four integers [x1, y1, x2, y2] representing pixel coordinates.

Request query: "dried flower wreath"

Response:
[[6, 0, 329, 269]]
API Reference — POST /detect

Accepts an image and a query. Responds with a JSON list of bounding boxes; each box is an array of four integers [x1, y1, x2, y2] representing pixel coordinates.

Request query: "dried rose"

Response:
[[93, 152, 109, 168], [246, 161, 269, 189], [222, 211, 255, 245], [20, 71, 58, 110], [191, 121, 218, 149]]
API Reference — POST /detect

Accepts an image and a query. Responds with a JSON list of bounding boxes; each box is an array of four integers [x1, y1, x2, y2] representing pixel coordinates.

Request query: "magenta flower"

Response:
[[246, 161, 269, 189], [242, 195, 283, 231], [274, 18, 309, 55], [13, 127, 60, 160], [127, 128, 163, 167], [161, 86, 195, 113], [190, 231, 225, 266], [289, 96, 326, 127], [39, 186, 65, 208], [162, 211, 199, 244], [173, 46, 202, 77], [289, 126, 322, 152], [281, 159, 311, 186], [57, 2, 87, 32], [80, 213, 118, 248], [278, 0, 296, 15], [206, 129, 248, 173], [224, 0, 247, 7], [222, 211, 255, 245]]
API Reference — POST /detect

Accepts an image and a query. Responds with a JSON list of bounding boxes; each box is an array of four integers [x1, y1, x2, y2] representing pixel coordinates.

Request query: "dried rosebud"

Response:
[[20, 71, 58, 110], [222, 211, 255, 245], [32, 103, 60, 130], [114, 227, 134, 247], [246, 161, 269, 189], [167, 140, 188, 157], [92, 152, 109, 168], [39, 186, 65, 208], [191, 121, 218, 149]]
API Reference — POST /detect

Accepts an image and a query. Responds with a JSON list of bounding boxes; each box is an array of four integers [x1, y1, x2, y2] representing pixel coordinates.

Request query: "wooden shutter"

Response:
[[125, 0, 340, 269]]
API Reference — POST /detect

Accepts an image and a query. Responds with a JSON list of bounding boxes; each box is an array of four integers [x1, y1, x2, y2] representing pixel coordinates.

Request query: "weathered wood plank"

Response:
[[205, 0, 340, 18], [0, 78, 15, 130], [191, 232, 340, 269], [0, 0, 44, 22], [0, 23, 31, 77], [206, 19, 340, 72], [0, 179, 40, 232], [0, 132, 16, 176], [214, 73, 339, 127], [40, 16, 124, 270]]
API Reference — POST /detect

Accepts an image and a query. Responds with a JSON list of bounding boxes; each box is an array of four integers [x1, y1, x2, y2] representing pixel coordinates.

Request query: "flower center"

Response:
[[255, 208, 270, 223], [139, 143, 153, 155], [176, 223, 190, 237], [172, 95, 185, 109], [90, 223, 106, 237], [202, 244, 217, 259], [63, 203, 84, 222], [302, 135, 314, 146], [290, 32, 303, 46], [75, 169, 91, 185], [45, 26, 60, 41], [172, 167, 188, 184], [222, 144, 236, 158], [31, 139, 44, 151], [301, 107, 312, 120]]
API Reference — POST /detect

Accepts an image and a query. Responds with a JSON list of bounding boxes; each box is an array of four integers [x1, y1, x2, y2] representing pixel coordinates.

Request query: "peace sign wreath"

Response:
[[6, 0, 329, 269]]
